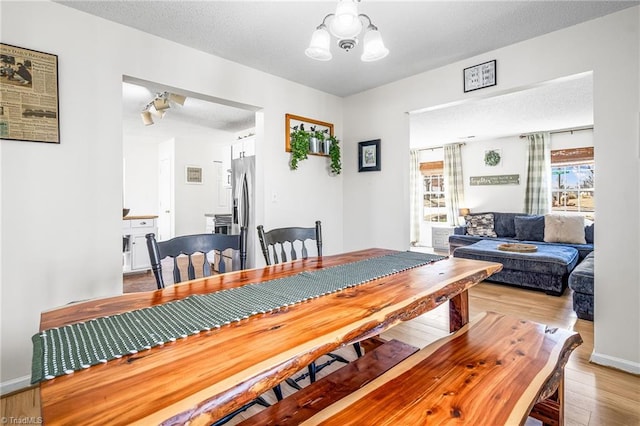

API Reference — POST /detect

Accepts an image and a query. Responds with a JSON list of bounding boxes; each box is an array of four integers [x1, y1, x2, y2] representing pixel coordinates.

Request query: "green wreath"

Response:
[[484, 150, 501, 166]]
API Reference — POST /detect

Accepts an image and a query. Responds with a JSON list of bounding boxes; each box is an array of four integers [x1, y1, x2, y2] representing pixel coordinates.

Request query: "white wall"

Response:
[[460, 136, 528, 213], [124, 131, 235, 222], [123, 138, 162, 215], [174, 136, 230, 236], [461, 130, 594, 214], [344, 8, 639, 373], [0, 1, 344, 391]]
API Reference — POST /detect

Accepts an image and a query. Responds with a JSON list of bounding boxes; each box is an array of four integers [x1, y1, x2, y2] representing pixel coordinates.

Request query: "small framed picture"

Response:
[[358, 139, 381, 172], [185, 165, 203, 184], [463, 60, 496, 93]]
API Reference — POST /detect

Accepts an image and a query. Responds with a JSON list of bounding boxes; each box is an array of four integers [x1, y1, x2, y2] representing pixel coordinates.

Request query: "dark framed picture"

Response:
[[463, 60, 496, 93], [358, 139, 381, 172], [0, 43, 60, 143]]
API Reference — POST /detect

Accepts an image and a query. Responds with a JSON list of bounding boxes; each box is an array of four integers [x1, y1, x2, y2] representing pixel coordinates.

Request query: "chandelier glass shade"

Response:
[[305, 0, 388, 62], [329, 1, 362, 39]]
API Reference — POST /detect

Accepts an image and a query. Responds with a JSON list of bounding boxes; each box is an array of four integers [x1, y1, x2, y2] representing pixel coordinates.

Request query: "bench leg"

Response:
[[529, 372, 564, 426], [449, 290, 469, 333]]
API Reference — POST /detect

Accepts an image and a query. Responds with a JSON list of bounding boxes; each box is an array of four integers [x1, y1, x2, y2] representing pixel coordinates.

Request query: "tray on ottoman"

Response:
[[453, 239, 579, 295], [498, 243, 537, 253]]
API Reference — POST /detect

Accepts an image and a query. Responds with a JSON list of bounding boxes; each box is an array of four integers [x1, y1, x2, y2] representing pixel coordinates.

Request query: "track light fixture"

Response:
[[306, 0, 388, 62], [140, 91, 187, 126]]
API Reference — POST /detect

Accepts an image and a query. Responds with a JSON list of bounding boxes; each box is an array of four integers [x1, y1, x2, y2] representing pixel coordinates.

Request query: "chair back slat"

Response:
[[257, 221, 322, 266], [146, 227, 247, 289]]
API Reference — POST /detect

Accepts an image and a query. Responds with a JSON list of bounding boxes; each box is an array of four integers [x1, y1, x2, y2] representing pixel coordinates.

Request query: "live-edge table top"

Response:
[[39, 248, 501, 426]]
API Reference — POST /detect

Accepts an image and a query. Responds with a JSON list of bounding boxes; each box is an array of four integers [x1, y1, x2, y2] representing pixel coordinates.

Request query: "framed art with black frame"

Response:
[[358, 139, 381, 172], [0, 43, 60, 143], [463, 60, 496, 93]]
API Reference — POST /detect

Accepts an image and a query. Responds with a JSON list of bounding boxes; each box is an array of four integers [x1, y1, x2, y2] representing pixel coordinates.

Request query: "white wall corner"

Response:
[[590, 351, 640, 375], [0, 375, 32, 396]]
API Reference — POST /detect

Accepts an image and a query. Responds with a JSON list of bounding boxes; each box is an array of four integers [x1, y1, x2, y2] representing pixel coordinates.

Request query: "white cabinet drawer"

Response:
[[131, 219, 155, 228], [432, 226, 455, 251]]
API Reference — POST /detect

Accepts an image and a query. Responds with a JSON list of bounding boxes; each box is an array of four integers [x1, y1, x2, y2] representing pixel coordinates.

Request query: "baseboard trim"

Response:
[[590, 351, 640, 375], [1, 375, 32, 397]]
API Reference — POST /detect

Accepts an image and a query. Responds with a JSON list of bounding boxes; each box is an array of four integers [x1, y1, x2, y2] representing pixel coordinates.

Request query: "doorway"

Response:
[[121, 77, 259, 290], [409, 72, 594, 249]]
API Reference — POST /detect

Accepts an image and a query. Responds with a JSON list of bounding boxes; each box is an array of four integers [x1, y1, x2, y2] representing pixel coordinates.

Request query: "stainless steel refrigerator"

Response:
[[231, 155, 255, 268]]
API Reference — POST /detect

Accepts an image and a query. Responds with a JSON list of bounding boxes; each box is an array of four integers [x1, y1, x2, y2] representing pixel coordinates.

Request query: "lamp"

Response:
[[140, 91, 186, 126], [141, 110, 154, 126], [305, 0, 389, 62], [458, 208, 470, 226]]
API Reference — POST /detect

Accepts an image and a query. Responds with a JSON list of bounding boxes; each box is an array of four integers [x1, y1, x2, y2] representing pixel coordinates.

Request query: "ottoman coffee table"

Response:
[[453, 239, 579, 295]]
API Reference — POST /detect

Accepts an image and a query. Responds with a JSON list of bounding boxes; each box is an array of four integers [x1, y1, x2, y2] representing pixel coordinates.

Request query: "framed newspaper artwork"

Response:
[[0, 43, 60, 143]]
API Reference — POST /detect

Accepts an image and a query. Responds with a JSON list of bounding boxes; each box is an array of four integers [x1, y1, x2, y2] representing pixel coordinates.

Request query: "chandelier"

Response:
[[305, 0, 389, 62], [140, 91, 186, 126]]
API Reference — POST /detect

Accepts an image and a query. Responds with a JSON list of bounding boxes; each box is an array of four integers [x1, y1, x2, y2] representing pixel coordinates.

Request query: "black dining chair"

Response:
[[257, 220, 363, 388], [145, 229, 247, 289], [147, 228, 285, 423], [257, 220, 323, 265]]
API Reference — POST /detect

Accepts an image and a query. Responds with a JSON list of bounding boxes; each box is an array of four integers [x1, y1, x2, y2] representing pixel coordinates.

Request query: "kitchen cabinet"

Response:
[[123, 216, 158, 273], [231, 136, 255, 159]]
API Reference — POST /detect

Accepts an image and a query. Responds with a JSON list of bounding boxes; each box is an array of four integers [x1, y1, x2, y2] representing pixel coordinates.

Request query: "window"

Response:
[[551, 147, 594, 213], [421, 161, 447, 222]]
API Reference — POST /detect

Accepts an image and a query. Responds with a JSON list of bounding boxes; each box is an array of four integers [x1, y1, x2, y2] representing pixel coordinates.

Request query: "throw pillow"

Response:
[[585, 221, 595, 244], [514, 215, 545, 241], [544, 214, 586, 244], [465, 213, 497, 237]]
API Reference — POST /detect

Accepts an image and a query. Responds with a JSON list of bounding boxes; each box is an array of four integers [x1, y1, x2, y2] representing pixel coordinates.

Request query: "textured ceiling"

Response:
[[58, 1, 635, 97], [61, 1, 625, 143], [410, 73, 594, 147]]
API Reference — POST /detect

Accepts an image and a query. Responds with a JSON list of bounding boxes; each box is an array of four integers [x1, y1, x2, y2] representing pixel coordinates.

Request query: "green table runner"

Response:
[[31, 251, 445, 383]]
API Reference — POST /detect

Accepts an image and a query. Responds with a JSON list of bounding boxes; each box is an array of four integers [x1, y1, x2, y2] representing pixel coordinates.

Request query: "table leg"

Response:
[[449, 290, 469, 333]]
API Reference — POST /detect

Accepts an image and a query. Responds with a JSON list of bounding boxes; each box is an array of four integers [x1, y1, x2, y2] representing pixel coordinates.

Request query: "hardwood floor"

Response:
[[3, 282, 639, 425]]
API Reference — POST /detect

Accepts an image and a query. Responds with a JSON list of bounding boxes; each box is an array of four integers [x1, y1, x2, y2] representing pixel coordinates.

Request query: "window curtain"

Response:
[[443, 144, 465, 226], [409, 149, 421, 245], [524, 132, 551, 214]]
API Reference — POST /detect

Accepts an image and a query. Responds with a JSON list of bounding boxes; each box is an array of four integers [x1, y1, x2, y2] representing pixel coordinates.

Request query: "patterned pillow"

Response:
[[465, 213, 498, 237]]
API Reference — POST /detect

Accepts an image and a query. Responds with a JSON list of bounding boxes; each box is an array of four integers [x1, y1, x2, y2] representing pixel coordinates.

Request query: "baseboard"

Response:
[[0, 375, 32, 396], [590, 351, 640, 375]]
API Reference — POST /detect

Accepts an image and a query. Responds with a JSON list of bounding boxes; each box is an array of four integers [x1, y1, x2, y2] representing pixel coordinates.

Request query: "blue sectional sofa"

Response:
[[449, 212, 594, 299], [568, 251, 594, 320]]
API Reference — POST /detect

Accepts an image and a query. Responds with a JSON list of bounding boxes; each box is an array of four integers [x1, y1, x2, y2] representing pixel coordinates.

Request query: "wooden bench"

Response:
[[240, 311, 582, 425]]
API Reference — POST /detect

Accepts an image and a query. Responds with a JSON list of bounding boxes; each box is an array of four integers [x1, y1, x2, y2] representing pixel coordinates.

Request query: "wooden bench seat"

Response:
[[242, 311, 582, 425], [236, 339, 419, 425]]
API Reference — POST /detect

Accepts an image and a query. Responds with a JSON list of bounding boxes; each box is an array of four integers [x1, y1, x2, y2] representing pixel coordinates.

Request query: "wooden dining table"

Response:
[[38, 248, 501, 425]]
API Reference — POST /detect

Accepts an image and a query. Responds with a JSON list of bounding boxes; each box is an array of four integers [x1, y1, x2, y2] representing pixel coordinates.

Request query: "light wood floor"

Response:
[[3, 282, 639, 425]]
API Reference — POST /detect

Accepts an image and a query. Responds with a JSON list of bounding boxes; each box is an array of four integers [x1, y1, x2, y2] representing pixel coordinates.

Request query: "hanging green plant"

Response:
[[484, 149, 501, 166], [328, 135, 342, 175], [289, 124, 310, 170]]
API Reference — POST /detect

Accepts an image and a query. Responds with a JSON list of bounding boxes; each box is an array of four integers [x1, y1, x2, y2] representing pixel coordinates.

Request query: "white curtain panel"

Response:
[[444, 144, 465, 226], [524, 133, 551, 214], [409, 149, 421, 244]]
